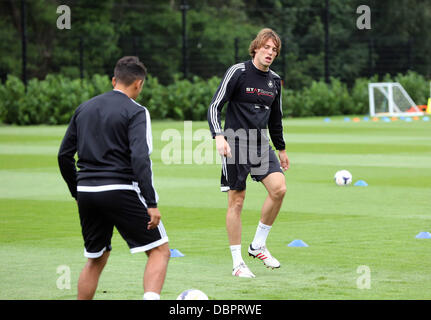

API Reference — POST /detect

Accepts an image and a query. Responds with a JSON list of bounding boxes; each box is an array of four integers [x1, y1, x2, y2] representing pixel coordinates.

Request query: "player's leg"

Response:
[[227, 189, 253, 276], [143, 242, 170, 300], [247, 172, 285, 269], [260, 171, 286, 227], [248, 172, 286, 268], [248, 147, 286, 268], [76, 190, 114, 299], [226, 189, 246, 246], [222, 148, 255, 277], [227, 191, 257, 278], [110, 188, 170, 299], [77, 250, 110, 300], [224, 187, 255, 277]]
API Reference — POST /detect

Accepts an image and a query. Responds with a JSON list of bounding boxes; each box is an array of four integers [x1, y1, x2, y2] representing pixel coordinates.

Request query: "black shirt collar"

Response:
[[249, 60, 270, 77]]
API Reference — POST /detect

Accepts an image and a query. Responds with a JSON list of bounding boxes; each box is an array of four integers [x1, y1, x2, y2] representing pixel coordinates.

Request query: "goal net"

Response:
[[368, 82, 424, 117]]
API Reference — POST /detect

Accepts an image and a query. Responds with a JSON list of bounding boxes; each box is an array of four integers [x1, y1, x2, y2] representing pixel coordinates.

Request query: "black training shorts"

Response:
[[220, 144, 283, 192], [77, 180, 168, 258]]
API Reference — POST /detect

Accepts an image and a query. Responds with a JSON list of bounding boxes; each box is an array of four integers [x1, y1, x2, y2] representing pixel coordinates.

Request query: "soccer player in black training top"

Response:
[[208, 28, 289, 278], [58, 56, 170, 299]]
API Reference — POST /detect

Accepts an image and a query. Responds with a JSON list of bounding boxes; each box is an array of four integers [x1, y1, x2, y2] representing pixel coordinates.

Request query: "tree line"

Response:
[[1, 0, 431, 90]]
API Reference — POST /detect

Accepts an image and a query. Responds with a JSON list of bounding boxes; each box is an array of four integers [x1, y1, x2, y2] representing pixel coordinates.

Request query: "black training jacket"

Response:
[[58, 90, 158, 208], [207, 60, 285, 150]]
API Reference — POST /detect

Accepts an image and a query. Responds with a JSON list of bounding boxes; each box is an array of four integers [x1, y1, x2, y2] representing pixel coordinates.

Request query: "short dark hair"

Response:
[[114, 56, 147, 86]]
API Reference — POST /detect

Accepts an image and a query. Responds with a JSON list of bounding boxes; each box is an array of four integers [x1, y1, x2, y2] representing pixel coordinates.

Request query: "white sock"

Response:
[[251, 221, 272, 249], [143, 292, 160, 300], [230, 244, 244, 268]]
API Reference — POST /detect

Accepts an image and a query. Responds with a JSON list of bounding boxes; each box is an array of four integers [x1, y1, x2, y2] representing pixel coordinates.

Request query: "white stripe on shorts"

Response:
[[84, 246, 108, 258], [130, 236, 169, 254], [77, 184, 135, 192], [77, 182, 147, 207]]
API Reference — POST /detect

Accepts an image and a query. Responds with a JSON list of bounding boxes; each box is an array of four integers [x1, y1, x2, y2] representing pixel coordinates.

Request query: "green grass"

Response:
[[1, 116, 431, 300]]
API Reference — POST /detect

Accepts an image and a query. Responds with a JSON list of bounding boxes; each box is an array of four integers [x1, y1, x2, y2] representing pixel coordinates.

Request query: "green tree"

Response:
[[53, 0, 120, 77]]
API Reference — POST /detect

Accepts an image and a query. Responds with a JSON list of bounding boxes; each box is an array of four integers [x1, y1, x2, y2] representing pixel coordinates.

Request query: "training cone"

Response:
[[170, 249, 185, 257], [354, 180, 368, 186], [415, 232, 431, 239], [287, 240, 309, 247]]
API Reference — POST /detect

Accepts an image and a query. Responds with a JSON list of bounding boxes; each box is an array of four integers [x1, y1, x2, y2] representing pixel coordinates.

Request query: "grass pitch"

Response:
[[0, 117, 430, 300]]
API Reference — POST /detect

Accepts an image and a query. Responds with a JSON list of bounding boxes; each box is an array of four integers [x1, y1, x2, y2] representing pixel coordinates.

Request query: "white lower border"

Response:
[[130, 237, 169, 254], [77, 184, 135, 192], [84, 246, 108, 258]]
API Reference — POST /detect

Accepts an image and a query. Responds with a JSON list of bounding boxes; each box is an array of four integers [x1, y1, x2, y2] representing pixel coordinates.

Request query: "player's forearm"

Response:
[[269, 126, 285, 150], [131, 154, 158, 208], [58, 155, 78, 199], [140, 183, 158, 208], [207, 107, 223, 138]]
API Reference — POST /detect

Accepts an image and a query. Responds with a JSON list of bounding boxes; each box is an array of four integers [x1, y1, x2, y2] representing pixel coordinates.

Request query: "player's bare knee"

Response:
[[149, 243, 170, 261], [162, 244, 171, 261], [270, 185, 286, 200], [87, 252, 109, 269], [229, 197, 245, 212]]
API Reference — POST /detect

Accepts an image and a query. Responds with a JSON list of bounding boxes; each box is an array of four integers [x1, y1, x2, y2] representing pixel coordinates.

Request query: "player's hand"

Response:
[[215, 135, 232, 158], [278, 150, 290, 171], [147, 208, 161, 230]]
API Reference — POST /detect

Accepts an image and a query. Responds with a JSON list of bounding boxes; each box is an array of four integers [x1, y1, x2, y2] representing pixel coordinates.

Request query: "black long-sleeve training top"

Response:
[[58, 89, 158, 208], [207, 60, 285, 150]]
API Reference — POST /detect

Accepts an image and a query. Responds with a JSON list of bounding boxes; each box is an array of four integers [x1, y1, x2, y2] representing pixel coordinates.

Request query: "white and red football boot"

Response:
[[248, 245, 280, 269]]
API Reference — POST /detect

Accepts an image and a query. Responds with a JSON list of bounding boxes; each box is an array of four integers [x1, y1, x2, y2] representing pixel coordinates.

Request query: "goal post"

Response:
[[368, 82, 424, 117]]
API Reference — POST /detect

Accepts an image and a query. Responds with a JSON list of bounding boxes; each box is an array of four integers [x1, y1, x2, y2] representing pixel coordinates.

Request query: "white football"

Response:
[[334, 170, 352, 186], [176, 289, 209, 300]]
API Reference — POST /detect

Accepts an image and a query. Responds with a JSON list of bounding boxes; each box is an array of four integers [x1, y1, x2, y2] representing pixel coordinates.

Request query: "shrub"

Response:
[[0, 75, 26, 124], [285, 78, 352, 117], [350, 75, 379, 115], [0, 74, 111, 125], [393, 71, 429, 106], [0, 71, 429, 124]]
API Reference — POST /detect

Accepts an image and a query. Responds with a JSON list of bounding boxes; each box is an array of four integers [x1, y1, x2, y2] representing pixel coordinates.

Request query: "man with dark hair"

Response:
[[208, 28, 289, 278], [58, 56, 170, 300], [114, 56, 148, 86]]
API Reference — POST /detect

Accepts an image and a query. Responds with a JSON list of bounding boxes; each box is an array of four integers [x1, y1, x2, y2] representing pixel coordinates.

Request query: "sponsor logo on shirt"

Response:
[[245, 87, 274, 97]]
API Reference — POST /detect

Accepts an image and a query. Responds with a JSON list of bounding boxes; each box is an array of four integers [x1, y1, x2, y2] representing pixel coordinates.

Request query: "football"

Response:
[[176, 289, 209, 300], [334, 170, 352, 186]]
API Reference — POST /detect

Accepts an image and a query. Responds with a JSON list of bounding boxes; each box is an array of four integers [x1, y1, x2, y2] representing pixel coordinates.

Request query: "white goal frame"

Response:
[[368, 82, 424, 117]]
